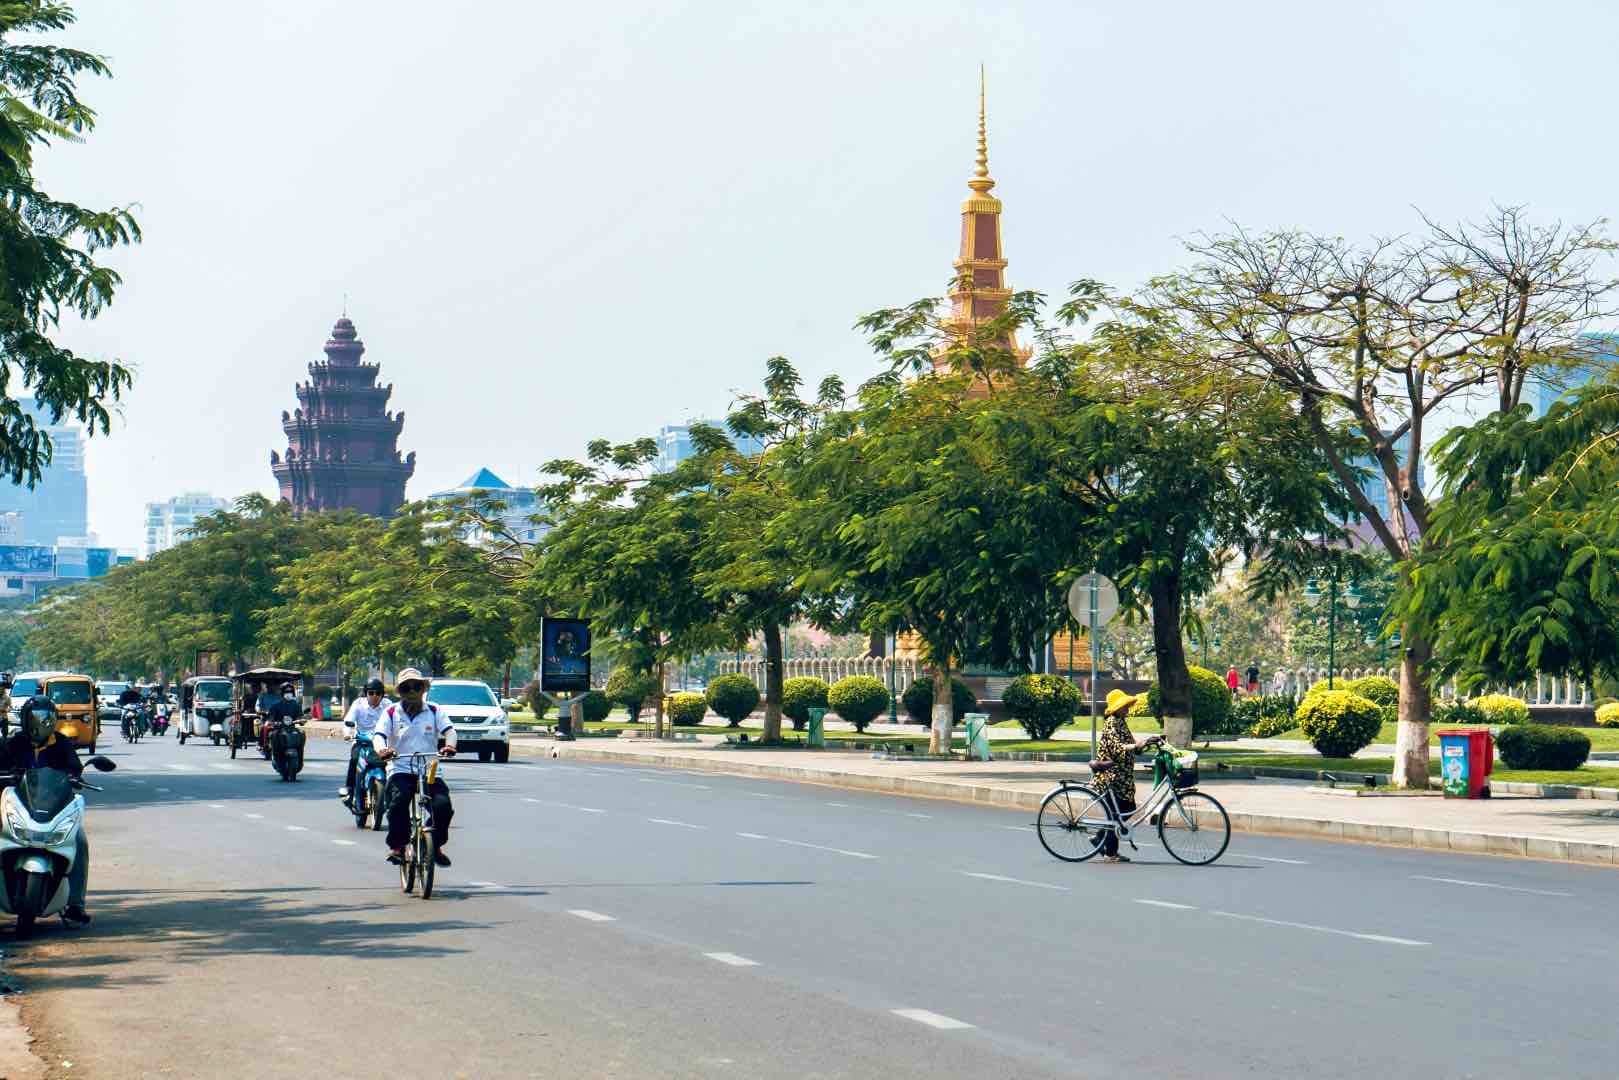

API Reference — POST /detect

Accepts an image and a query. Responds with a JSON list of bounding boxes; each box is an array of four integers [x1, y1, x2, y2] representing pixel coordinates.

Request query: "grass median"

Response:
[[1215, 753, 1619, 789]]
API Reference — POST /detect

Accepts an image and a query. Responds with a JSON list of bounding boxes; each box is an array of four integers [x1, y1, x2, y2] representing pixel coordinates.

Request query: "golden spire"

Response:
[[968, 65, 995, 196]]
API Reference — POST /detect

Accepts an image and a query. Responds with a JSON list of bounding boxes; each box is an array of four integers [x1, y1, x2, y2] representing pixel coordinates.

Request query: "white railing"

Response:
[[1274, 667, 1591, 706], [718, 656, 920, 695]]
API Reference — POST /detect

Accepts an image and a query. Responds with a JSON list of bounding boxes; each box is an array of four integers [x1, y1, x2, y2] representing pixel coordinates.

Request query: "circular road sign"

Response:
[[1067, 572, 1119, 629]]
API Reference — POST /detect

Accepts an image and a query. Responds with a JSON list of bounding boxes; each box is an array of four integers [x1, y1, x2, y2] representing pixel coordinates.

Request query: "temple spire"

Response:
[[969, 65, 994, 195]]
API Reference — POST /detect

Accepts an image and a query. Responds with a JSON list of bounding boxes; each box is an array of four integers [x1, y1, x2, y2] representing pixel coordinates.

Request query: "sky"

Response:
[[21, 0, 1619, 549]]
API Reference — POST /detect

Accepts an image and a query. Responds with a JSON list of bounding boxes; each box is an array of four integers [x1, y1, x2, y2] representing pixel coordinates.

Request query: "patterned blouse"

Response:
[[1092, 714, 1138, 803]]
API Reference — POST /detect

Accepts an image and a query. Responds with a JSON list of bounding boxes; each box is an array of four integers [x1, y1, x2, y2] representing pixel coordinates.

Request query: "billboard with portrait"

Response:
[[0, 545, 54, 575], [540, 618, 591, 694]]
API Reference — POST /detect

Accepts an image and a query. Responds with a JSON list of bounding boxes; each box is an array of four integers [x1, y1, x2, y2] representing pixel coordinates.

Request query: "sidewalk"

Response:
[[507, 732, 1619, 867]]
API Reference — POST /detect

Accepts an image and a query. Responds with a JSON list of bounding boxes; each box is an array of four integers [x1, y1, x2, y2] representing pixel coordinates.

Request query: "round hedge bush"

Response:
[[705, 674, 761, 727], [1343, 674, 1398, 708], [1473, 693, 1529, 726], [1294, 689, 1383, 759], [522, 680, 553, 720], [578, 689, 611, 724], [1596, 702, 1619, 728], [781, 676, 830, 731], [829, 675, 889, 733], [1496, 724, 1591, 770], [1002, 674, 1082, 740], [1144, 665, 1234, 737], [666, 691, 708, 727], [605, 669, 662, 721], [1432, 699, 1486, 727], [901, 676, 977, 724], [1233, 693, 1298, 739]]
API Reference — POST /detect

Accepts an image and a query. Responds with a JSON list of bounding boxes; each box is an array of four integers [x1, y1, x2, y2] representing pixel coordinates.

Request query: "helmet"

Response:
[[23, 696, 54, 748], [279, 681, 295, 694], [0, 672, 12, 688], [364, 677, 386, 695]]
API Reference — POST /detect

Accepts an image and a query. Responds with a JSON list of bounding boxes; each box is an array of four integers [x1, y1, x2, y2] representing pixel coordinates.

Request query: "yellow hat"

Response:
[[1104, 689, 1137, 717]]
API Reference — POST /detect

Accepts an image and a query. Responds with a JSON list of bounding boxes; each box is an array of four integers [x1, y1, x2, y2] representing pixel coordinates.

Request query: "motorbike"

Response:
[[269, 715, 306, 782], [120, 704, 144, 744], [149, 704, 170, 737], [0, 755, 115, 936], [347, 733, 386, 830]]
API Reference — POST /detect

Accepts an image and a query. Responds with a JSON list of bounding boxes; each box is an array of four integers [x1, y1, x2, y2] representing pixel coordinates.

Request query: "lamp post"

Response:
[[1304, 568, 1360, 688], [1186, 630, 1220, 668], [887, 630, 898, 724]]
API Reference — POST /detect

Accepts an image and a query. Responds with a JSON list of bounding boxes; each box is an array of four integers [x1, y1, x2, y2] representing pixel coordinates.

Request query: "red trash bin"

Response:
[[1437, 727, 1494, 798]]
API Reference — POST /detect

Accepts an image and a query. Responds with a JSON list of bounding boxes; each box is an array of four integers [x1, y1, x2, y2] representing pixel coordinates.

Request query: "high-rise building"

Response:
[[426, 468, 544, 546], [271, 315, 415, 516], [144, 492, 230, 558], [1527, 332, 1618, 416], [0, 399, 88, 545], [653, 421, 767, 474]]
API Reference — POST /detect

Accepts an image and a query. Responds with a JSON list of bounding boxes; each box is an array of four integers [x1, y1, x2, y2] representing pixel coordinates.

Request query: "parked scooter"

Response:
[[347, 733, 386, 830], [269, 714, 306, 782], [0, 755, 115, 936]]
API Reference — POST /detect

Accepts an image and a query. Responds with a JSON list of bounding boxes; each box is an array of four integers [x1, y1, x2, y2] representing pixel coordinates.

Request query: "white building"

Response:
[[426, 468, 544, 547], [143, 492, 229, 558]]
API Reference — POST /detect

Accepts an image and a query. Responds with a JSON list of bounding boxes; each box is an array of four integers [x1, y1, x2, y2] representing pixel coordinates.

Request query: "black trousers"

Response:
[[344, 741, 360, 791], [384, 773, 452, 851], [1102, 790, 1136, 857]]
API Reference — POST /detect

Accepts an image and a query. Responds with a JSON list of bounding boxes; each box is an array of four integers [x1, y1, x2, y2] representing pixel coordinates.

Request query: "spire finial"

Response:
[[968, 65, 995, 195], [342, 291, 348, 318]]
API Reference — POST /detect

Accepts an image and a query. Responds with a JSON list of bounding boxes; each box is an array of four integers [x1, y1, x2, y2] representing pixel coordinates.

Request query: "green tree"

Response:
[[0, 3, 141, 486]]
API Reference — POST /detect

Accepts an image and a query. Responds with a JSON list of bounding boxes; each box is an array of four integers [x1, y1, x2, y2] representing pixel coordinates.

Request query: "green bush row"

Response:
[[1496, 724, 1590, 770]]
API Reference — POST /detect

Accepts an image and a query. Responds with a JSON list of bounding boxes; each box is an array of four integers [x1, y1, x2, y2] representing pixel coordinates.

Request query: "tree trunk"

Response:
[[1393, 629, 1433, 790], [502, 662, 511, 700], [654, 661, 666, 739], [1149, 577, 1191, 718], [762, 622, 785, 742], [928, 659, 954, 754]]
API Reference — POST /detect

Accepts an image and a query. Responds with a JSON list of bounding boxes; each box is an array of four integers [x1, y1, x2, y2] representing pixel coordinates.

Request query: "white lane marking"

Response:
[[704, 952, 758, 967], [905, 812, 932, 819], [208, 804, 225, 809], [1212, 910, 1429, 947], [244, 813, 264, 820], [1244, 855, 1310, 865], [637, 778, 712, 790], [891, 1009, 974, 1031], [130, 779, 147, 785], [748, 792, 779, 799], [1412, 875, 1573, 897], [959, 871, 1069, 892], [332, 839, 357, 846], [576, 807, 606, 814], [1135, 899, 1196, 911], [826, 802, 850, 808], [166, 763, 192, 771], [286, 825, 307, 832], [649, 818, 707, 830], [522, 797, 539, 803], [568, 909, 616, 922], [998, 825, 1031, 832], [525, 797, 607, 814], [736, 832, 878, 860], [183, 795, 196, 800]]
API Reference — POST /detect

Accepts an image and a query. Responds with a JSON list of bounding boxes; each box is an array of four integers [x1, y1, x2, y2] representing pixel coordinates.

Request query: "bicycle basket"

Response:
[[1172, 750, 1199, 789]]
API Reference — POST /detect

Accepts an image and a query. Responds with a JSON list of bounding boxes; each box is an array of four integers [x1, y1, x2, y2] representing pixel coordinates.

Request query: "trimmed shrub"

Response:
[[1595, 702, 1619, 728], [1496, 724, 1591, 770], [828, 675, 889, 733], [781, 676, 830, 731], [1295, 690, 1383, 759], [578, 690, 611, 724], [605, 669, 662, 722], [902, 676, 977, 725], [1594, 696, 1618, 709], [1142, 665, 1234, 738], [1432, 699, 1486, 727], [1002, 674, 1083, 740], [1128, 693, 1153, 719], [666, 692, 708, 727], [706, 673, 761, 727], [522, 680, 553, 720], [1234, 693, 1298, 739], [1343, 675, 1398, 708], [1473, 693, 1530, 726]]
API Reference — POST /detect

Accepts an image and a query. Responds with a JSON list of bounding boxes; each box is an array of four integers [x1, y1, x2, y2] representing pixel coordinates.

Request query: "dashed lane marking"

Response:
[[1211, 910, 1430, 947], [210, 764, 234, 771], [468, 881, 505, 890], [736, 832, 879, 860], [704, 952, 759, 967], [1412, 875, 1573, 897], [208, 804, 225, 809], [286, 825, 307, 832], [649, 818, 707, 830], [155, 788, 171, 793], [244, 813, 264, 820], [1244, 855, 1309, 865], [905, 812, 932, 819], [331, 839, 357, 846], [1135, 899, 1196, 910], [891, 1009, 973, 1030], [959, 871, 1069, 892], [636, 778, 712, 790], [568, 909, 616, 922], [826, 802, 850, 808]]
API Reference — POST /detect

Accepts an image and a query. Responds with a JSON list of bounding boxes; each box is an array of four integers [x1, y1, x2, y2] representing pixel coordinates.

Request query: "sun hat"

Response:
[[1103, 689, 1137, 717], [395, 668, 431, 691]]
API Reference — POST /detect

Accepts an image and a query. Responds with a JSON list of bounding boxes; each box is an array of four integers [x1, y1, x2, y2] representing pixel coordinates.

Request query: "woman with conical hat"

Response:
[[1089, 689, 1164, 863]]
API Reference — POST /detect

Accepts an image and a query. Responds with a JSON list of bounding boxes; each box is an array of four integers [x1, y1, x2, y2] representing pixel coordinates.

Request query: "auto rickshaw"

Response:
[[39, 673, 99, 752], [229, 668, 301, 760], [180, 675, 234, 745]]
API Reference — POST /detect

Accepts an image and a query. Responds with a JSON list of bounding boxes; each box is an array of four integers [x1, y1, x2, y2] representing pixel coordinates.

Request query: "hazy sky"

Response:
[[30, 0, 1619, 548]]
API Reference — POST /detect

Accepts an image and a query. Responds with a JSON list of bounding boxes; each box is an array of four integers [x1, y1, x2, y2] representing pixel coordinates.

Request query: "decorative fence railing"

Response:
[[712, 658, 1592, 708]]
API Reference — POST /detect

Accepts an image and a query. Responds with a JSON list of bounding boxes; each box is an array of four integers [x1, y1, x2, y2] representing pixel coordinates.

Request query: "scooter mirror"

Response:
[[85, 756, 116, 772]]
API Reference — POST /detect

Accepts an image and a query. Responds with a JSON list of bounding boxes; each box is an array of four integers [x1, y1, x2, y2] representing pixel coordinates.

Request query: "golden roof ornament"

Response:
[[963, 65, 1001, 213]]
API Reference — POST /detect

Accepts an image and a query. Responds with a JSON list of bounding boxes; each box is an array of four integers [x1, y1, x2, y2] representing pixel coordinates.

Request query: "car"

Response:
[[9, 670, 66, 728], [95, 681, 129, 710], [425, 679, 510, 763]]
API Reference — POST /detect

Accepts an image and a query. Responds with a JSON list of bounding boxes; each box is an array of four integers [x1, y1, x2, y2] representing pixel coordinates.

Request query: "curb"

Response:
[[510, 739, 1619, 867], [1218, 763, 1619, 801]]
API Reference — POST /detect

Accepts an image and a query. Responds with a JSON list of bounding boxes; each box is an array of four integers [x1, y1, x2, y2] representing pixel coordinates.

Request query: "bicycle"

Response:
[[393, 752, 447, 899], [1036, 742, 1230, 866]]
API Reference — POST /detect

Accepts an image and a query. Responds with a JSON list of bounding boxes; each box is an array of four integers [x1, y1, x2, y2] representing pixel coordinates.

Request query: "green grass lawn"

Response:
[[1216, 753, 1619, 789]]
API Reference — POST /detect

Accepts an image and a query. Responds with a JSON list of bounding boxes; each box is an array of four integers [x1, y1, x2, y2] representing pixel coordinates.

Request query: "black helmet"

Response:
[[364, 677, 386, 695], [22, 696, 54, 748], [279, 681, 296, 694]]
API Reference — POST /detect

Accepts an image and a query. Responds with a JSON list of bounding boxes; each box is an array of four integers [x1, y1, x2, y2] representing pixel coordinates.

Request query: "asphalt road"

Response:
[[5, 732, 1617, 1079]]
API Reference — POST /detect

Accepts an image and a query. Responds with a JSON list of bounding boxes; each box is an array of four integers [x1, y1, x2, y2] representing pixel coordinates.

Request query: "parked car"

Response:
[[425, 679, 509, 763], [8, 671, 64, 730]]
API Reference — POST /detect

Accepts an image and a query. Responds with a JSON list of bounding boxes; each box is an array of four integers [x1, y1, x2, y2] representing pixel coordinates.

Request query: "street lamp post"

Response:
[[887, 631, 898, 724], [1305, 568, 1360, 688]]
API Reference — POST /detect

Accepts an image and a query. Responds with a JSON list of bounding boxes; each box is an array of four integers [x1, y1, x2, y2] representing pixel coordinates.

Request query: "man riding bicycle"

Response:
[[338, 677, 389, 804], [370, 669, 456, 868]]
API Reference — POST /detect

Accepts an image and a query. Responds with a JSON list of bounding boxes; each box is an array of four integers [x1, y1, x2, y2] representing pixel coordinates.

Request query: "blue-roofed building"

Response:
[[1527, 332, 1619, 416], [426, 468, 544, 546], [654, 420, 767, 474]]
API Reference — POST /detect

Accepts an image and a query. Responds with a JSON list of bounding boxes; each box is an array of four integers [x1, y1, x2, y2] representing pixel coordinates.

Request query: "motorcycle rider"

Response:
[[338, 677, 389, 803], [2, 696, 91, 927], [118, 684, 143, 739], [265, 682, 303, 766], [0, 672, 12, 738], [180, 680, 194, 723], [370, 669, 456, 868]]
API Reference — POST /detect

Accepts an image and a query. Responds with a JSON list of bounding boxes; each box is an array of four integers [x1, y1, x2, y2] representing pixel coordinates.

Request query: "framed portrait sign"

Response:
[[540, 618, 592, 694]]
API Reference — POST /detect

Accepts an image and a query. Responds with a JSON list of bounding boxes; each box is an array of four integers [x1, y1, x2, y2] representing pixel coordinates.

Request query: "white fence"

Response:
[[718, 656, 920, 696]]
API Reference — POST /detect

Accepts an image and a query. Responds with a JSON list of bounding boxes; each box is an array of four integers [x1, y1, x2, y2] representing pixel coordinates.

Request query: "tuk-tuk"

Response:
[[181, 675, 234, 746], [230, 668, 302, 760], [39, 673, 99, 752]]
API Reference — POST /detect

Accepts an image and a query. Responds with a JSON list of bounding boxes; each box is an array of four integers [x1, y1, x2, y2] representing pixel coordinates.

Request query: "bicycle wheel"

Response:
[[1158, 790, 1231, 866], [400, 819, 417, 894], [1036, 784, 1111, 863], [419, 828, 436, 900]]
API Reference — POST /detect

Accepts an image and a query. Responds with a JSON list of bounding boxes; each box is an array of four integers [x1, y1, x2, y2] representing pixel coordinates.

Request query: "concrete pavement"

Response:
[[7, 732, 1619, 1078]]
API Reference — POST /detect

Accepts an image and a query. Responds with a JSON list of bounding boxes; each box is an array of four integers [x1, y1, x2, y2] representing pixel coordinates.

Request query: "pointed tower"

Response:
[[271, 315, 416, 517], [936, 68, 1028, 380]]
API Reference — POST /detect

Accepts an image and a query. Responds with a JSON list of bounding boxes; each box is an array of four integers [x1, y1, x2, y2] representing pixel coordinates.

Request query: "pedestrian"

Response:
[[1087, 690, 1164, 864], [1226, 665, 1240, 699], [1245, 661, 1260, 695], [1270, 668, 1287, 696]]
